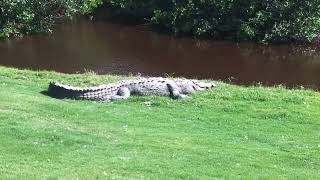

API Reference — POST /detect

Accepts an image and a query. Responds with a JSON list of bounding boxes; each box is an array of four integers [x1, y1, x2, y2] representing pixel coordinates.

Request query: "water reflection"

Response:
[[0, 19, 320, 89]]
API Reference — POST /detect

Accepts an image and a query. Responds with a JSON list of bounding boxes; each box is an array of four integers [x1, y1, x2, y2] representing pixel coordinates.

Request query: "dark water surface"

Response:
[[1, 19, 320, 89]]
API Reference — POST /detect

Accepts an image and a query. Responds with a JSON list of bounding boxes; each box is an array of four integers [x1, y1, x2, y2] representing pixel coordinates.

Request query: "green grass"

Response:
[[0, 66, 319, 179]]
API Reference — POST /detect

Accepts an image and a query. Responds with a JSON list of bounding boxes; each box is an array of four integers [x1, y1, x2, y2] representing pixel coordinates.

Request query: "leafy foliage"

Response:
[[1, 0, 320, 42], [105, 0, 320, 42], [0, 0, 102, 38]]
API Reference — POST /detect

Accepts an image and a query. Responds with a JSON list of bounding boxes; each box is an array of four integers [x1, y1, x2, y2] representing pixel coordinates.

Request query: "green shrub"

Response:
[[2, 0, 320, 42], [0, 0, 102, 38], [105, 0, 320, 42]]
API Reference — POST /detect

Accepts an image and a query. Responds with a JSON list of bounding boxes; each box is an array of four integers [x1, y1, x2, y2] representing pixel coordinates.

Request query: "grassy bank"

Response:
[[0, 66, 319, 178]]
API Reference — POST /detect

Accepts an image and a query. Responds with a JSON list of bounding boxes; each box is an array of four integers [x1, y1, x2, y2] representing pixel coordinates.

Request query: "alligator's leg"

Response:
[[176, 94, 189, 99], [167, 83, 189, 99], [111, 87, 131, 101], [97, 98, 112, 103]]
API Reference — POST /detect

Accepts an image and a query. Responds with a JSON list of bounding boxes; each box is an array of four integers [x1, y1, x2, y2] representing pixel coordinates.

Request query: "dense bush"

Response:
[[105, 0, 320, 42], [2, 0, 320, 42], [0, 0, 102, 38]]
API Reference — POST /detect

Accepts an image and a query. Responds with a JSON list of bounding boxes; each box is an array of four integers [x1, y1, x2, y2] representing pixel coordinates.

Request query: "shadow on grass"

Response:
[[40, 90, 65, 99]]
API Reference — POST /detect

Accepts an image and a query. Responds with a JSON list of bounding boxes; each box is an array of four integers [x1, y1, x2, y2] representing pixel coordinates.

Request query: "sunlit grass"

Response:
[[0, 66, 319, 179]]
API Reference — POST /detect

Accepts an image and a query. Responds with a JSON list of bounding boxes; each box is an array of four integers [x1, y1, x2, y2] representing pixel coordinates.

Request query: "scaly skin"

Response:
[[48, 77, 216, 102]]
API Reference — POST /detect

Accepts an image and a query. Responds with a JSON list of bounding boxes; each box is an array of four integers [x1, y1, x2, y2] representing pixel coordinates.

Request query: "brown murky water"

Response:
[[1, 19, 320, 89]]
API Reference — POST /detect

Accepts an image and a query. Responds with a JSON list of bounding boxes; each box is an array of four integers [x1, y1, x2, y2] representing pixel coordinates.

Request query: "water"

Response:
[[1, 19, 320, 89]]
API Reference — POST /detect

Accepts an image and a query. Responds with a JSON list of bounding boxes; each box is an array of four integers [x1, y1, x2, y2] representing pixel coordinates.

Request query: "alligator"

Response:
[[48, 77, 216, 103]]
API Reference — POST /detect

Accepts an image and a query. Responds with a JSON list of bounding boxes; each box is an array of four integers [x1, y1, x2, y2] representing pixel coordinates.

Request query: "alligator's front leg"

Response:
[[167, 83, 189, 99], [111, 87, 131, 101]]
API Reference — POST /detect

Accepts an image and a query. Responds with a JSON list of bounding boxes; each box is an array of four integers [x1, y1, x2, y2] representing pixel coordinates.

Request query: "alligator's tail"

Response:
[[47, 82, 108, 100]]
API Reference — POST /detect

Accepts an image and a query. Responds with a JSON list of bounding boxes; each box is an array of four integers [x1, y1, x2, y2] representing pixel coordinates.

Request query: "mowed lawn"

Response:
[[0, 66, 319, 179]]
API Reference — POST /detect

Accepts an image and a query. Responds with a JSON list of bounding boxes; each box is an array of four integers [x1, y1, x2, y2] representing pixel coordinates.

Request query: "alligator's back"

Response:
[[48, 78, 170, 100], [48, 82, 117, 100]]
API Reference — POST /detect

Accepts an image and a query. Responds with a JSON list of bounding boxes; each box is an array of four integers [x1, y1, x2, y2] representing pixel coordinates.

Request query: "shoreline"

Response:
[[0, 66, 318, 92]]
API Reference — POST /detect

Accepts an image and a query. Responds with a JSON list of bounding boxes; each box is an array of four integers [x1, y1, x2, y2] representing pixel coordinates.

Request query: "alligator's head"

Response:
[[174, 79, 216, 94]]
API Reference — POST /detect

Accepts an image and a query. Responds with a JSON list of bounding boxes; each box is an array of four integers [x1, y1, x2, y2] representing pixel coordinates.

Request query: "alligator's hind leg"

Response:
[[98, 99, 111, 103], [167, 83, 189, 99], [111, 87, 131, 101], [175, 94, 189, 99]]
